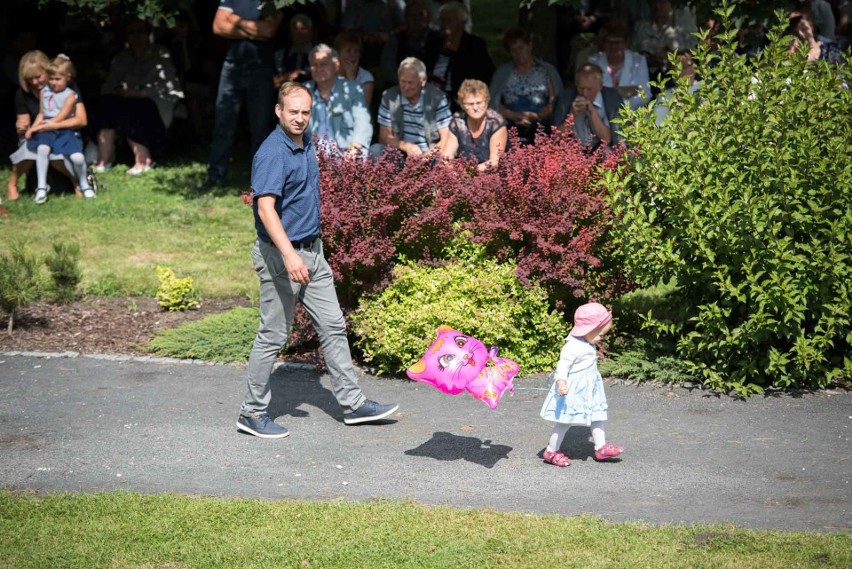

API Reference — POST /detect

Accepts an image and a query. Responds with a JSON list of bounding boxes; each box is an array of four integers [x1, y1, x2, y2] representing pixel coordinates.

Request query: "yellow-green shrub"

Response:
[[351, 239, 567, 375], [155, 266, 199, 312]]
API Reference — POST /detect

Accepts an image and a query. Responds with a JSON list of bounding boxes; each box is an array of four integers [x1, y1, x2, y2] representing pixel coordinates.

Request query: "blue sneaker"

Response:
[[343, 399, 399, 425], [236, 413, 290, 438]]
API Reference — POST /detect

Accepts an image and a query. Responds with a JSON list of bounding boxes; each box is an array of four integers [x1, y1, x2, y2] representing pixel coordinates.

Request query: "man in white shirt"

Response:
[[554, 63, 623, 151]]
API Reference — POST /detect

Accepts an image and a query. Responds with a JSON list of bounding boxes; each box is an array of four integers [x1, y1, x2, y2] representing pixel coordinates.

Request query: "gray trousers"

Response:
[[240, 238, 366, 415]]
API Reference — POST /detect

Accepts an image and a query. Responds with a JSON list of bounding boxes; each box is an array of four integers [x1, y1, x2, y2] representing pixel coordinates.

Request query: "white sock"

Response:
[[547, 423, 570, 452], [36, 145, 50, 189], [70, 153, 90, 190], [591, 421, 606, 450]]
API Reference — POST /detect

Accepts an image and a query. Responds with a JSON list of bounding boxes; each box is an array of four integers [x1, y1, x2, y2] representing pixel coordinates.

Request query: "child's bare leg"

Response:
[[7, 161, 32, 200]]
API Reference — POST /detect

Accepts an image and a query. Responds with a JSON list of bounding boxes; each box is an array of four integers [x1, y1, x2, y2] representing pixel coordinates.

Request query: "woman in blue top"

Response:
[[489, 27, 562, 144]]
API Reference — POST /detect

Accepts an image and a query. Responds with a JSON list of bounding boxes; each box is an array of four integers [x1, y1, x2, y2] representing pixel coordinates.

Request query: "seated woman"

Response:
[[788, 13, 845, 63], [489, 27, 562, 144], [587, 20, 651, 110], [8, 50, 89, 201], [334, 31, 375, 106], [431, 2, 494, 110], [94, 18, 183, 175], [442, 79, 507, 171]]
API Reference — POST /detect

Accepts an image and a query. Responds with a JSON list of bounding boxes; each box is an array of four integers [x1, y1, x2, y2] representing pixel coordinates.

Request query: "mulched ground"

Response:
[[0, 296, 253, 356]]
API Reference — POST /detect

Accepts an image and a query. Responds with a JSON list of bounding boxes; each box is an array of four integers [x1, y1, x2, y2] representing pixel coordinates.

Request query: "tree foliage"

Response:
[[35, 0, 309, 27], [602, 1, 851, 394]]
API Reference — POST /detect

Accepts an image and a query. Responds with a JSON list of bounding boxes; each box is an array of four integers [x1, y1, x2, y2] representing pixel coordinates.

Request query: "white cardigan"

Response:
[[587, 50, 650, 110]]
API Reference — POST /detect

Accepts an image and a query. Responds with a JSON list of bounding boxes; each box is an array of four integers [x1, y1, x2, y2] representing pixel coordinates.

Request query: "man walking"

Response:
[[237, 82, 398, 438]]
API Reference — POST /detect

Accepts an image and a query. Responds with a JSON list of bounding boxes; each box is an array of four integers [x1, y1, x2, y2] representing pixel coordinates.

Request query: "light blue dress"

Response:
[[540, 335, 608, 425]]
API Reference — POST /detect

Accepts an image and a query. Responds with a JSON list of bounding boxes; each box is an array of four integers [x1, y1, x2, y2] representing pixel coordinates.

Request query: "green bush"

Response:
[[0, 242, 43, 334], [44, 242, 82, 303], [602, 2, 851, 394], [351, 237, 567, 375], [599, 337, 697, 384], [155, 266, 199, 312], [148, 306, 259, 363]]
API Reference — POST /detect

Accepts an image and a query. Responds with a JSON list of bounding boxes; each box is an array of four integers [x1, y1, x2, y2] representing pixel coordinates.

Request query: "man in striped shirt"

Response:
[[373, 57, 451, 158]]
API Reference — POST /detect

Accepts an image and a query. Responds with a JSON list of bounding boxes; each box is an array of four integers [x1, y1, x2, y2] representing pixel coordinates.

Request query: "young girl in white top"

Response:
[[540, 302, 624, 467], [25, 55, 94, 203]]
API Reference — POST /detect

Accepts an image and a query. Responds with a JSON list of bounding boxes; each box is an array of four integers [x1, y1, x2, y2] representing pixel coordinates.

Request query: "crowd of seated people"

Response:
[[3, 0, 850, 203]]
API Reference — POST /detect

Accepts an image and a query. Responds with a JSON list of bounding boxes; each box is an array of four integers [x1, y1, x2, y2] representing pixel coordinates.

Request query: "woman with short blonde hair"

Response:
[[442, 79, 508, 171], [7, 50, 88, 202]]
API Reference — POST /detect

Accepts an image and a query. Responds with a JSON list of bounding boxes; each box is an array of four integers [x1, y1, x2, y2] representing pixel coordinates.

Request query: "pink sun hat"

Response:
[[570, 302, 613, 337]]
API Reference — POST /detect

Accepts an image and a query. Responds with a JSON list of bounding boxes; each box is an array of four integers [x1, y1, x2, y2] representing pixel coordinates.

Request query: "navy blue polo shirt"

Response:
[[219, 0, 277, 67], [252, 125, 321, 244]]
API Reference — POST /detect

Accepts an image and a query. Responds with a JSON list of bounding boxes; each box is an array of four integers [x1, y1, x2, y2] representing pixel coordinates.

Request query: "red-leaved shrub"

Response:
[[248, 128, 627, 349], [460, 127, 627, 307]]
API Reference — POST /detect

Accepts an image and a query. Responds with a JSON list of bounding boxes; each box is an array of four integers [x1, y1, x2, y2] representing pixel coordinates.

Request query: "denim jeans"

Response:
[[240, 239, 367, 415], [207, 61, 275, 183]]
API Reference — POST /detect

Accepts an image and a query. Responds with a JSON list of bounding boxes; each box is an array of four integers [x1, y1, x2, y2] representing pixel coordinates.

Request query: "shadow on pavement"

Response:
[[405, 431, 513, 469], [266, 370, 341, 422]]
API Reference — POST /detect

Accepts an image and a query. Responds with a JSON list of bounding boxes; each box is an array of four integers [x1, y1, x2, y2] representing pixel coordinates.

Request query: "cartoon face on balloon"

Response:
[[407, 326, 519, 409]]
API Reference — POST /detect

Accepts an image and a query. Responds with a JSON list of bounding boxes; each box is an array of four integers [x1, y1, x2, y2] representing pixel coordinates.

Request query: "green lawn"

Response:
[[1, 491, 849, 568], [0, 164, 258, 300]]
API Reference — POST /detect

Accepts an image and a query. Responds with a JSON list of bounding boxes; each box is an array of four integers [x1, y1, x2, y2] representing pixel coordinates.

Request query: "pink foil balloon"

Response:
[[406, 326, 519, 409]]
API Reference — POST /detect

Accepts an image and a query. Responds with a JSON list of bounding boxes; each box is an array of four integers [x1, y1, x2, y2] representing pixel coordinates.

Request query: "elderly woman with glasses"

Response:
[[489, 27, 562, 144], [442, 79, 507, 171], [587, 20, 651, 110]]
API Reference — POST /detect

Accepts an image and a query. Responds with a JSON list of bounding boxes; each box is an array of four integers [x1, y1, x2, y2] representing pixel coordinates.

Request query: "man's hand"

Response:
[[399, 141, 422, 156], [572, 96, 591, 115], [284, 251, 310, 284]]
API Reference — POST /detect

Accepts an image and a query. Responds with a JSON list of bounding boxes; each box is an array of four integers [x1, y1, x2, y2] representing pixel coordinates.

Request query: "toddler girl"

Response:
[[539, 302, 623, 467], [25, 54, 94, 203]]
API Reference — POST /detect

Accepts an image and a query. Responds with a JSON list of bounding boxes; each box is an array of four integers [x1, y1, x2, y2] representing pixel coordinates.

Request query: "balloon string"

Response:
[[508, 371, 555, 391]]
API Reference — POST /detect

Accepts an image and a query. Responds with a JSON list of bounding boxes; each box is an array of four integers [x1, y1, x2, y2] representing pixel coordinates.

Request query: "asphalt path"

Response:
[[0, 352, 849, 532]]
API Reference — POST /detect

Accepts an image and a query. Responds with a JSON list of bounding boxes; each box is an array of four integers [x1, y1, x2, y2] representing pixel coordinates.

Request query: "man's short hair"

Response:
[[277, 81, 312, 106], [439, 1, 469, 24], [398, 57, 427, 81], [576, 63, 604, 83], [309, 43, 338, 63]]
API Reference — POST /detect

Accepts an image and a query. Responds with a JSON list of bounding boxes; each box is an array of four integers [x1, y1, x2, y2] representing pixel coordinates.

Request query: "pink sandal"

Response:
[[594, 443, 624, 461], [543, 449, 571, 467]]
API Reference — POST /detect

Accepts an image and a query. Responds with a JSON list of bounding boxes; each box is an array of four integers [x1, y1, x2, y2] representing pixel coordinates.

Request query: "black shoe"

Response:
[[236, 413, 290, 438], [343, 399, 399, 425]]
